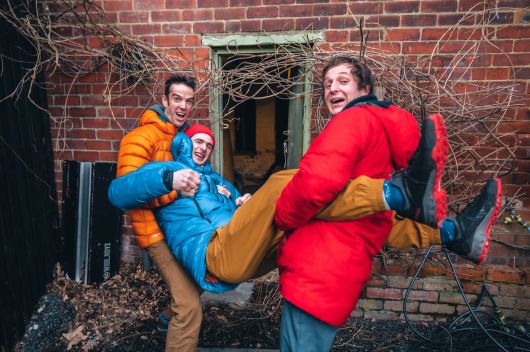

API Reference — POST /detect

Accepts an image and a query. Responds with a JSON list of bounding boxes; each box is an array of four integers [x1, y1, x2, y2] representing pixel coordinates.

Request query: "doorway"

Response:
[[203, 32, 322, 194], [220, 54, 299, 193]]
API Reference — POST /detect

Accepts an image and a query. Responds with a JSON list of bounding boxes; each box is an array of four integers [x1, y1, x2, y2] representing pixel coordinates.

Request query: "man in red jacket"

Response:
[[274, 56, 502, 351]]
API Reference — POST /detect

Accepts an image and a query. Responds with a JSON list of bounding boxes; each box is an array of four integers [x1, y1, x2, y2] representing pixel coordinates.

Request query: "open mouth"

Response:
[[174, 111, 186, 119], [194, 151, 205, 160], [330, 97, 345, 104]]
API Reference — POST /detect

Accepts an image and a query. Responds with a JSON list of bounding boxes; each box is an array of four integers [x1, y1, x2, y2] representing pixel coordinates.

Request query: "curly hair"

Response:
[[321, 56, 374, 94]]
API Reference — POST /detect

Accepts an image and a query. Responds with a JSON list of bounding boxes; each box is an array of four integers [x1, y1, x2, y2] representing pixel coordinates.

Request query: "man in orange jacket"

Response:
[[115, 74, 204, 351]]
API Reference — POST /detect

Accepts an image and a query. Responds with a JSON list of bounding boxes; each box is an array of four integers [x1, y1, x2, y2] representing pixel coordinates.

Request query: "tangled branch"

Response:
[[0, 0, 524, 209]]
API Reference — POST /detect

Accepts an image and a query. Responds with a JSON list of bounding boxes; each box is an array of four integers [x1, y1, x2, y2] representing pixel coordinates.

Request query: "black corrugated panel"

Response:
[[0, 0, 59, 350]]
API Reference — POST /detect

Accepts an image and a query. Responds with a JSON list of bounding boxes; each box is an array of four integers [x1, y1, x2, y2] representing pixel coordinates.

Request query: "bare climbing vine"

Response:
[[0, 0, 525, 210]]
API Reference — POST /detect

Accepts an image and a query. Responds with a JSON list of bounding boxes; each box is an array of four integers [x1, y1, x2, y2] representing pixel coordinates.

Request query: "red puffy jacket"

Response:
[[275, 102, 420, 327]]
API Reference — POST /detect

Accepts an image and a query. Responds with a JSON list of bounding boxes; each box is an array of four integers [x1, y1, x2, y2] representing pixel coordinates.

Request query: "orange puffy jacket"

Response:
[[116, 105, 186, 248]]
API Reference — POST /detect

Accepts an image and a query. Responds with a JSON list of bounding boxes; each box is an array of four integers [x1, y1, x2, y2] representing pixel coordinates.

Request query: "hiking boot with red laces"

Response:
[[389, 114, 448, 228], [445, 178, 502, 265]]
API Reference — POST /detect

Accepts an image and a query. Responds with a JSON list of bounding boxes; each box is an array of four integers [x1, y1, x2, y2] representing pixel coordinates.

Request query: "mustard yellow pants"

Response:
[[206, 169, 441, 284]]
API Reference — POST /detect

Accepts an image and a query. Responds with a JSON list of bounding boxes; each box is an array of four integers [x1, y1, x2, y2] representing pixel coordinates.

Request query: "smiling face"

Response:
[[191, 133, 214, 166], [162, 83, 195, 128], [323, 63, 371, 116]]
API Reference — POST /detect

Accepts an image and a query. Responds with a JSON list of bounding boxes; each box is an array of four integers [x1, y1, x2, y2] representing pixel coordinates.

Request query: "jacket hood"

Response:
[[171, 132, 213, 174], [138, 105, 190, 135], [343, 95, 419, 170]]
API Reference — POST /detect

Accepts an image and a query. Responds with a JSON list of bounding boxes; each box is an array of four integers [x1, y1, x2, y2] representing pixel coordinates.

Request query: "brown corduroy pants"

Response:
[[206, 169, 441, 283]]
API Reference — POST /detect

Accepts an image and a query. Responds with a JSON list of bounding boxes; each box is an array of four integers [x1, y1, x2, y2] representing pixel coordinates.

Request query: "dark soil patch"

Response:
[[14, 263, 529, 351]]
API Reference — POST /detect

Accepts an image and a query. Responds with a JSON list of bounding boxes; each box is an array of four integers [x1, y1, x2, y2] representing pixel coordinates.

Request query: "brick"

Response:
[[439, 292, 477, 305], [386, 29, 420, 41], [419, 303, 455, 315], [182, 9, 213, 21], [198, 0, 228, 7], [422, 28, 457, 40], [132, 24, 162, 35], [499, 284, 530, 298], [350, 308, 364, 318], [365, 287, 402, 300], [262, 19, 295, 31], [277, 5, 309, 18], [98, 107, 126, 118], [166, 0, 197, 8], [482, 295, 517, 309], [134, 0, 164, 10], [85, 140, 112, 150], [497, 26, 530, 39], [486, 265, 524, 284], [325, 30, 348, 42], [514, 39, 530, 52], [154, 35, 185, 47], [356, 299, 383, 310], [438, 13, 475, 26], [68, 107, 97, 118], [348, 2, 383, 14], [498, 122, 530, 134], [385, 300, 419, 312], [193, 21, 224, 33], [518, 298, 530, 310], [329, 16, 356, 29], [151, 11, 182, 22], [350, 29, 383, 42], [366, 275, 385, 287], [422, 277, 457, 292], [313, 4, 347, 16], [414, 264, 448, 278], [110, 119, 138, 130], [74, 151, 100, 160], [100, 151, 119, 161], [364, 310, 399, 320], [230, 0, 260, 6], [119, 11, 149, 23], [162, 23, 192, 34], [97, 130, 127, 140], [402, 42, 437, 55], [295, 17, 329, 30], [420, 0, 457, 13], [263, 0, 293, 4], [404, 290, 438, 302], [515, 67, 530, 80], [103, 1, 133, 12], [366, 15, 400, 27], [401, 14, 437, 26], [385, 1, 419, 13], [54, 95, 81, 106], [240, 20, 261, 32], [214, 8, 245, 20], [248, 6, 279, 18], [82, 118, 110, 129], [401, 313, 434, 321], [387, 276, 419, 289]]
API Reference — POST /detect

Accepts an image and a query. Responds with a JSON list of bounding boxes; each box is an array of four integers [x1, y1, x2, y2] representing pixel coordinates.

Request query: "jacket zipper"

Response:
[[191, 198, 210, 223]]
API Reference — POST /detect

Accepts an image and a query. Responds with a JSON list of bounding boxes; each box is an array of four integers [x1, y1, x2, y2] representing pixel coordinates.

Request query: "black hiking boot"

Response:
[[389, 114, 448, 228], [445, 178, 502, 265]]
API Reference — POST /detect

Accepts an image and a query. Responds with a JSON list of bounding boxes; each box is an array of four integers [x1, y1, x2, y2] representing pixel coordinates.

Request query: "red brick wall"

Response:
[[46, 0, 529, 319]]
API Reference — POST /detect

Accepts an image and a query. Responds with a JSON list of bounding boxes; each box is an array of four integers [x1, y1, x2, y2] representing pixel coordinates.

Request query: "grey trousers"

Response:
[[280, 300, 338, 352]]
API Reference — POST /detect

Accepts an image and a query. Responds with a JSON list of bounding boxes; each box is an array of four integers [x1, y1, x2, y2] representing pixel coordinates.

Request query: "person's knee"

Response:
[[171, 295, 202, 328]]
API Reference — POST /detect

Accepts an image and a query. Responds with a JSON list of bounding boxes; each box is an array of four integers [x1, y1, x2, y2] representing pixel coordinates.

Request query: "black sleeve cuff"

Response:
[[163, 171, 173, 191]]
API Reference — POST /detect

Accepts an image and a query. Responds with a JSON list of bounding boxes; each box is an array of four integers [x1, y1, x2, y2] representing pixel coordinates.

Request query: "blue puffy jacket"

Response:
[[109, 132, 241, 293]]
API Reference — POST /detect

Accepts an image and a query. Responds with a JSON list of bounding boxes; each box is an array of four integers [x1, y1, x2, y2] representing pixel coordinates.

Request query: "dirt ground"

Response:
[[15, 263, 528, 352]]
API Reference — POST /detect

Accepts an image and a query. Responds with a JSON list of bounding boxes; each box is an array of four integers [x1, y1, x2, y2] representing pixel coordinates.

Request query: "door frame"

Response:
[[202, 31, 323, 173]]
